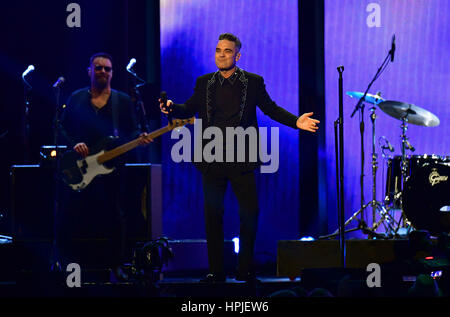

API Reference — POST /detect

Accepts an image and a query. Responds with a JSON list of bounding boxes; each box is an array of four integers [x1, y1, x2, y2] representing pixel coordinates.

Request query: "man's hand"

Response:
[[296, 112, 320, 132], [138, 132, 153, 146], [159, 98, 173, 115], [74, 142, 89, 157]]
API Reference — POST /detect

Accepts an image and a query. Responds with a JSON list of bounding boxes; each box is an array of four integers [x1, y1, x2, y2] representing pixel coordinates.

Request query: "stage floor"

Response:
[[1, 238, 449, 297]]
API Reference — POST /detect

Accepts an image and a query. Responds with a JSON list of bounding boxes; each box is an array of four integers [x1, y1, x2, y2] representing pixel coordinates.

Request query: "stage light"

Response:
[[131, 237, 174, 282], [39, 145, 67, 164], [299, 236, 315, 241], [232, 237, 239, 254], [431, 271, 442, 280]]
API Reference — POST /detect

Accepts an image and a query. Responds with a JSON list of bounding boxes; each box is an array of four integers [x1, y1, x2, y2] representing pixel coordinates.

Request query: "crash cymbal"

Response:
[[378, 100, 440, 127], [346, 91, 385, 104]]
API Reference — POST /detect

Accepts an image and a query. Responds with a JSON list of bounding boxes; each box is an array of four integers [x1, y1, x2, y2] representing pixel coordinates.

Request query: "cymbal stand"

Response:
[[364, 106, 397, 236], [321, 106, 390, 240], [396, 116, 414, 232]]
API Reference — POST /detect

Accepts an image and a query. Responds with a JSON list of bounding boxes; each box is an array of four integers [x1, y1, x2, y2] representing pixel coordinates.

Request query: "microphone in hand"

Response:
[[159, 91, 173, 123], [159, 91, 172, 112]]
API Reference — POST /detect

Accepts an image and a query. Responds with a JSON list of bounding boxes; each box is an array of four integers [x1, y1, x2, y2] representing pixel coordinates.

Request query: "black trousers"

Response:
[[202, 167, 259, 276]]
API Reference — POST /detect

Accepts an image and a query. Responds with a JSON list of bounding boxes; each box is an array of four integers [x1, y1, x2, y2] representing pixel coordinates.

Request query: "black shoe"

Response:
[[199, 273, 226, 284]]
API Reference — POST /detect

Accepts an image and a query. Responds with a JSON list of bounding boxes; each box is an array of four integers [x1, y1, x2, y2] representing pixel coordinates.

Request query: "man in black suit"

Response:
[[160, 33, 319, 282]]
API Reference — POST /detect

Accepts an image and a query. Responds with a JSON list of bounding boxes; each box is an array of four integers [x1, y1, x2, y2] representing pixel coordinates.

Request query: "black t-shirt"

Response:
[[60, 87, 139, 149]]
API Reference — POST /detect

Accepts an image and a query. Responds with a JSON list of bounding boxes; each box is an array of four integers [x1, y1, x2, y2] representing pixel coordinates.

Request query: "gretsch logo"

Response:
[[429, 169, 448, 186]]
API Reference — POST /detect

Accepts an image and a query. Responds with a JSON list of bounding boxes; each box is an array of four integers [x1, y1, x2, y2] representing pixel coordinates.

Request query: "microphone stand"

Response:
[[127, 66, 150, 163], [320, 45, 394, 242], [22, 74, 32, 163], [337, 45, 392, 238], [127, 67, 150, 133], [50, 82, 64, 271], [336, 66, 345, 267]]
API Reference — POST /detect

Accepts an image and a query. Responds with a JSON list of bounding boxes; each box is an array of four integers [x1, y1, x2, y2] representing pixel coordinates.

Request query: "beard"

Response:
[[93, 76, 109, 89]]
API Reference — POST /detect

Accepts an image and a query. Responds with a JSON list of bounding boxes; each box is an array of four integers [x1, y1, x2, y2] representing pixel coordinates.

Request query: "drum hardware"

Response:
[[377, 100, 442, 235], [320, 91, 387, 240], [321, 37, 394, 243], [321, 88, 444, 239], [378, 116, 416, 235]]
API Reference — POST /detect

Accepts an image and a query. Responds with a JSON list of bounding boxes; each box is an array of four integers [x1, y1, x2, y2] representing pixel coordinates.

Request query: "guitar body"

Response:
[[59, 137, 117, 191], [59, 117, 195, 191]]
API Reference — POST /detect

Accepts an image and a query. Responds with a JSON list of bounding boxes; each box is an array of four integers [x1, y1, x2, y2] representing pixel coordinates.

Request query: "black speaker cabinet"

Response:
[[10, 163, 162, 242], [10, 164, 54, 240]]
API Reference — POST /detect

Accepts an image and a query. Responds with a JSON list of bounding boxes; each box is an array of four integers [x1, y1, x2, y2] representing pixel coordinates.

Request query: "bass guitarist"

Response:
[[56, 52, 152, 281]]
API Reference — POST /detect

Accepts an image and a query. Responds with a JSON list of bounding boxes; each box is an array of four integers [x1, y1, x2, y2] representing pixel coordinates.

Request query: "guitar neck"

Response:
[[97, 126, 170, 164]]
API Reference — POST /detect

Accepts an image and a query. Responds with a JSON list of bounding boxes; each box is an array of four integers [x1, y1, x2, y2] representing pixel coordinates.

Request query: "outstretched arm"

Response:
[[256, 76, 320, 132]]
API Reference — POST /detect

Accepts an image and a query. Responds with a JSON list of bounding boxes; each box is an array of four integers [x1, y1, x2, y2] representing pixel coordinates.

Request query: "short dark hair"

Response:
[[218, 33, 242, 51], [89, 52, 113, 66]]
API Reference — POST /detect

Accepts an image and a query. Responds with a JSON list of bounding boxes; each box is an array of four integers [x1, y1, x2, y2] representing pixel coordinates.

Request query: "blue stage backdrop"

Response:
[[160, 0, 300, 264], [325, 0, 450, 235]]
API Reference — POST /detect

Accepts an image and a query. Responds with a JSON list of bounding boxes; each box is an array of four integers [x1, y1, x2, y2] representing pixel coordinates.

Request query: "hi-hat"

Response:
[[346, 91, 385, 104], [378, 100, 440, 127]]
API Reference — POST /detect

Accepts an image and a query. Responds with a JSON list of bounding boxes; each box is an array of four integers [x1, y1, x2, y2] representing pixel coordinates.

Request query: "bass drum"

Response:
[[402, 162, 450, 235]]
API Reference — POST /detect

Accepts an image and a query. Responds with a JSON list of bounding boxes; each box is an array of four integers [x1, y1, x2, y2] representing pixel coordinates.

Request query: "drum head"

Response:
[[403, 163, 450, 234]]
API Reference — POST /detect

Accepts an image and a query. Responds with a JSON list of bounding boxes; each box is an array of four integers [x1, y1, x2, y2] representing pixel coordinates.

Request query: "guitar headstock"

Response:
[[168, 117, 195, 130]]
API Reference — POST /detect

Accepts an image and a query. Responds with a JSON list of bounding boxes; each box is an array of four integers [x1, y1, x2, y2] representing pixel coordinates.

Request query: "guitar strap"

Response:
[[111, 89, 119, 138]]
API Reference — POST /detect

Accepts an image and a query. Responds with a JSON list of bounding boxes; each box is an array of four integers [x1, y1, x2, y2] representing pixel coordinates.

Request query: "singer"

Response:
[[159, 33, 320, 283], [55, 52, 151, 281]]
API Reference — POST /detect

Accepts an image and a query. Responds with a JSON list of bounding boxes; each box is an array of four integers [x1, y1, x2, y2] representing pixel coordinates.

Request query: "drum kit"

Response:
[[345, 91, 450, 237]]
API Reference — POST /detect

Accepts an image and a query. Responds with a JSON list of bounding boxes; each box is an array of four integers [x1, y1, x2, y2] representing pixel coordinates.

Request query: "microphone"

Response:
[[160, 91, 172, 124], [381, 136, 394, 152], [406, 140, 415, 152], [390, 34, 396, 62], [160, 91, 169, 111], [22, 65, 35, 78], [126, 58, 137, 72], [52, 77, 65, 88]]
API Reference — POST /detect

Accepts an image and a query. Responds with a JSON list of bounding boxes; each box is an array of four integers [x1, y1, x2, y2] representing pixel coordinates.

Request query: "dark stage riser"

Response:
[[277, 239, 426, 277], [277, 239, 450, 296], [8, 163, 162, 270]]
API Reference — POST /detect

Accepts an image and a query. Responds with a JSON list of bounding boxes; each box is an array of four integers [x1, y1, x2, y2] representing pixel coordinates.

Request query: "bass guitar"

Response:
[[60, 117, 195, 191]]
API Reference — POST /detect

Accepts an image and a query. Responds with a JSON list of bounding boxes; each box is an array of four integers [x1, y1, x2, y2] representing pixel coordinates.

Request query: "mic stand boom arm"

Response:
[[127, 68, 150, 133]]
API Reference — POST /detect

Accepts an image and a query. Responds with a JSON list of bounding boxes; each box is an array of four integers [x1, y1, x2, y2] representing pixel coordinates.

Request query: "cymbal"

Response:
[[378, 100, 440, 127], [346, 91, 385, 104]]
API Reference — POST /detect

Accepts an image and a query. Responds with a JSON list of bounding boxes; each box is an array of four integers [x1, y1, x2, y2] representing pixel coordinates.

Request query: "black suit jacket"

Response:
[[172, 68, 300, 174]]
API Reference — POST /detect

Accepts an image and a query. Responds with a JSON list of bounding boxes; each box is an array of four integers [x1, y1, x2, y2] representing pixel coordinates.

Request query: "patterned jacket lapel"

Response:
[[206, 71, 218, 126], [237, 68, 248, 123]]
